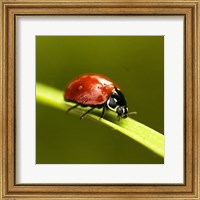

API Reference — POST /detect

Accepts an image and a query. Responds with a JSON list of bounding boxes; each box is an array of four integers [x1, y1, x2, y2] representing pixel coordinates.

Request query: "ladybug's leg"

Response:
[[100, 105, 106, 119], [117, 116, 121, 121], [66, 104, 79, 113], [80, 107, 95, 120]]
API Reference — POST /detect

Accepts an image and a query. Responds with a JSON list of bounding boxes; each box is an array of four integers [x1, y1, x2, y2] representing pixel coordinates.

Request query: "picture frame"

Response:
[[0, 0, 199, 199]]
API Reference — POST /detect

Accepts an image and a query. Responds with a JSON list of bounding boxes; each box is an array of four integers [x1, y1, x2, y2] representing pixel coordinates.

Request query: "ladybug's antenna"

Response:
[[128, 111, 137, 116]]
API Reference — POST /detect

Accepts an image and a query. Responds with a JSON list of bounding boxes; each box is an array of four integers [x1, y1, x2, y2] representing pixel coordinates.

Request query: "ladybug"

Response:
[[64, 74, 128, 120]]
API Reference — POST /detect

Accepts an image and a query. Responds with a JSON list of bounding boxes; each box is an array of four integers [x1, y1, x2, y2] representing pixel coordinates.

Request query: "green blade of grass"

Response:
[[36, 82, 164, 158]]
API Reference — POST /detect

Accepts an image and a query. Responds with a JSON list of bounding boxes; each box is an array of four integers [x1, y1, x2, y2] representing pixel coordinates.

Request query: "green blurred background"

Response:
[[36, 36, 164, 164]]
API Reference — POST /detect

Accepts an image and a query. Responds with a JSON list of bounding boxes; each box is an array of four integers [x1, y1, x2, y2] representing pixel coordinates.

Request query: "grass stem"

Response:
[[36, 82, 164, 158]]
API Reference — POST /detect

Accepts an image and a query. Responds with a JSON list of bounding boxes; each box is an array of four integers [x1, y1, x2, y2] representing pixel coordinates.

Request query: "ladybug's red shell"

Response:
[[64, 74, 119, 106]]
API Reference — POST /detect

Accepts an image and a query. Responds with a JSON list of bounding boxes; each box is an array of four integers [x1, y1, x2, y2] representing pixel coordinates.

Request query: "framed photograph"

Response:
[[0, 0, 199, 199]]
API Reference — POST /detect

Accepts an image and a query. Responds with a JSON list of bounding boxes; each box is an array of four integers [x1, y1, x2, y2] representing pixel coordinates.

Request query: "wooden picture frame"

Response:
[[0, 0, 199, 199]]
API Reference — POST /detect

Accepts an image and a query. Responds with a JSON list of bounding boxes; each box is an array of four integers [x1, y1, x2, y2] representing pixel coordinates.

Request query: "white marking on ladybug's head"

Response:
[[106, 99, 118, 112], [113, 98, 117, 103]]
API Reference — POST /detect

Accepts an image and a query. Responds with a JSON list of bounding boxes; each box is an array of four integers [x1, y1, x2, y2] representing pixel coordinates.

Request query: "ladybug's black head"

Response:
[[107, 88, 128, 119]]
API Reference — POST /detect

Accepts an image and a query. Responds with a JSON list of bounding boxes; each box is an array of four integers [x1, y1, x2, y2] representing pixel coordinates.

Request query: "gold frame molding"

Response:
[[0, 0, 199, 199]]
